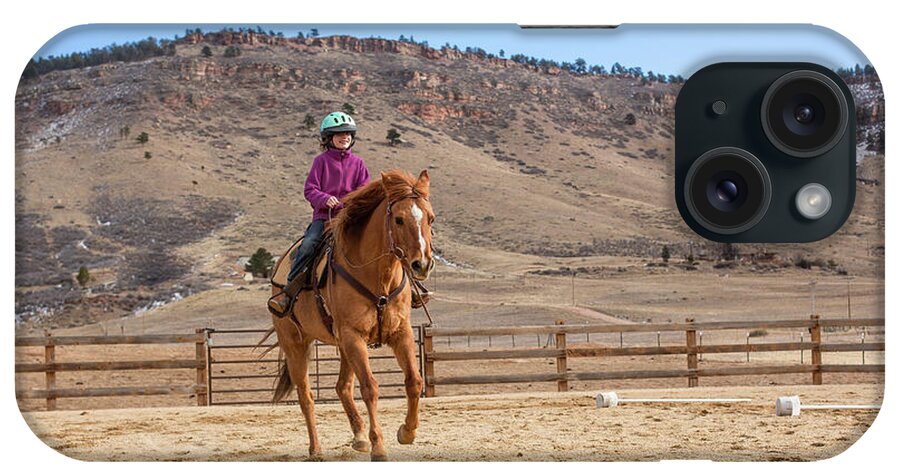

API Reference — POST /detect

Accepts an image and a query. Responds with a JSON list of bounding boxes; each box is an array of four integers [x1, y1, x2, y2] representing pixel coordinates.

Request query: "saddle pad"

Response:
[[270, 238, 329, 289]]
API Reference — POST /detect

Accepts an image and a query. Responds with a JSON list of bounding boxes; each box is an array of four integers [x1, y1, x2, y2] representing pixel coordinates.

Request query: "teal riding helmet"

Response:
[[320, 112, 357, 138]]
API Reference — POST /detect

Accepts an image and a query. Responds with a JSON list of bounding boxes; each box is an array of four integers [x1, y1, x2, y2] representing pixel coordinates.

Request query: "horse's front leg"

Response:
[[389, 325, 423, 445], [339, 331, 387, 461]]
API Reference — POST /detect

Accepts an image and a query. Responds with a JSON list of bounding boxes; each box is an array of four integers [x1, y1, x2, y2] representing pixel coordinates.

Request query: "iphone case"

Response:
[[14, 24, 884, 462]]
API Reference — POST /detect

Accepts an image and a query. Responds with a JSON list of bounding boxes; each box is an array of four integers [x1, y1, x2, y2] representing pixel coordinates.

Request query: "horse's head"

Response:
[[382, 170, 435, 281]]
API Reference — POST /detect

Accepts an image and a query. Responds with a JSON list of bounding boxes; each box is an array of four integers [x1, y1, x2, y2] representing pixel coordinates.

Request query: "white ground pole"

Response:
[[775, 396, 882, 417], [596, 391, 752, 408]]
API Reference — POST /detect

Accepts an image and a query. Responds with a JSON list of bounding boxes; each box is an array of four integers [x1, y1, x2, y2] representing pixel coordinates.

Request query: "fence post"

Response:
[[423, 327, 435, 397], [746, 333, 750, 363], [810, 314, 823, 385], [44, 330, 56, 411], [555, 320, 568, 392], [861, 332, 866, 365], [195, 328, 209, 406], [686, 318, 698, 388]]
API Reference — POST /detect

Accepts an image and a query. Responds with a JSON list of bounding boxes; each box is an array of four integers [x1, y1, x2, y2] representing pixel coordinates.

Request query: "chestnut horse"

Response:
[[270, 169, 435, 461]]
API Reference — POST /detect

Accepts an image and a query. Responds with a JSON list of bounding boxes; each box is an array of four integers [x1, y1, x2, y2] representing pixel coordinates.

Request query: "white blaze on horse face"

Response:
[[410, 203, 427, 261]]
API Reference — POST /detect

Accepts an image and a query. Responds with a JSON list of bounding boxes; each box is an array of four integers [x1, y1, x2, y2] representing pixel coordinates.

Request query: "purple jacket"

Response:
[[304, 148, 371, 221]]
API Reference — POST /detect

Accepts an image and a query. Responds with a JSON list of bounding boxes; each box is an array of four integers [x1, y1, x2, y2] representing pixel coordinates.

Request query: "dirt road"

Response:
[[23, 384, 880, 462]]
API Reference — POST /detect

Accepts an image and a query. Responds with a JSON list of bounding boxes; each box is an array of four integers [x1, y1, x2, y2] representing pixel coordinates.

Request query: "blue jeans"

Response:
[[287, 219, 326, 282]]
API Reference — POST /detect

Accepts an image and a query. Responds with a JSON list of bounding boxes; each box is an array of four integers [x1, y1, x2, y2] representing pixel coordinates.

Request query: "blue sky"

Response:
[[34, 24, 870, 77]]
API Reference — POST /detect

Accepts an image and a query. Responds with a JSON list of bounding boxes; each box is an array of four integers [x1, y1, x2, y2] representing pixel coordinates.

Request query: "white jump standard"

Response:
[[596, 392, 752, 408], [774, 396, 882, 417]]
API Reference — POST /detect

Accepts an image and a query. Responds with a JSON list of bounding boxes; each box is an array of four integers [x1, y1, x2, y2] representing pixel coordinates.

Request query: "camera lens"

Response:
[[716, 180, 739, 203], [684, 147, 772, 235], [793, 104, 815, 124], [709, 174, 747, 212], [761, 70, 849, 158]]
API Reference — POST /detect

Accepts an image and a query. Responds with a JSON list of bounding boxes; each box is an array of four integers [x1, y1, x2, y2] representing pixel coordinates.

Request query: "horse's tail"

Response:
[[273, 351, 294, 404], [255, 327, 279, 358], [255, 326, 294, 404]]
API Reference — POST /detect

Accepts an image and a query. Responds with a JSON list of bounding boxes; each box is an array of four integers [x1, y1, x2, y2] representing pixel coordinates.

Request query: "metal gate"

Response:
[[205, 327, 424, 406]]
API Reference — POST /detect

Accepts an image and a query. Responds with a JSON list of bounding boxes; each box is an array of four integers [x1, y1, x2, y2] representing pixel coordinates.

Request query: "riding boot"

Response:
[[268, 271, 307, 317], [411, 281, 432, 309]]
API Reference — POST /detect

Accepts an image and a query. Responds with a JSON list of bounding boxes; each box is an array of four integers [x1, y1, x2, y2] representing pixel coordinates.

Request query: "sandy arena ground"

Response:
[[22, 383, 880, 462]]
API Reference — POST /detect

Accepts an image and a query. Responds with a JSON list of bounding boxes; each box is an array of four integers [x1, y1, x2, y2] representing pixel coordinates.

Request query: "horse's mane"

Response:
[[329, 169, 427, 246]]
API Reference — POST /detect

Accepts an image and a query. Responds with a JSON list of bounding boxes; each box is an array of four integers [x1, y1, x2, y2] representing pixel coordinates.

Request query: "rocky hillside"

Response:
[[14, 32, 885, 328]]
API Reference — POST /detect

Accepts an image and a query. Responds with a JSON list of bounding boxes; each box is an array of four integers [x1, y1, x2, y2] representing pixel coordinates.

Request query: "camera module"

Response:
[[761, 70, 849, 158]]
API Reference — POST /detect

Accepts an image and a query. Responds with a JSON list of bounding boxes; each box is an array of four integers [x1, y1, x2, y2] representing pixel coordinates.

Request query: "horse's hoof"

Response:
[[352, 438, 370, 453], [306, 453, 324, 462], [397, 424, 416, 445], [371, 453, 389, 462]]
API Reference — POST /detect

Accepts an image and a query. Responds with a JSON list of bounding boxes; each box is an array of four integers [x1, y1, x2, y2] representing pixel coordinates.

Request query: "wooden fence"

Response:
[[15, 329, 209, 411], [15, 316, 885, 410], [421, 315, 885, 396]]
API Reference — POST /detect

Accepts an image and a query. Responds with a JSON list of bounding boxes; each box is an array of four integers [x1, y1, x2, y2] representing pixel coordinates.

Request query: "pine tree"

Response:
[[246, 248, 274, 277], [201, 46, 213, 58], [342, 103, 355, 115], [137, 132, 149, 144], [574, 58, 587, 74], [22, 58, 38, 80], [661, 245, 670, 263]]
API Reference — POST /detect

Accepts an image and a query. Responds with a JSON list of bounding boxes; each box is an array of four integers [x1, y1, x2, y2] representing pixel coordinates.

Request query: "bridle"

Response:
[[385, 192, 431, 263]]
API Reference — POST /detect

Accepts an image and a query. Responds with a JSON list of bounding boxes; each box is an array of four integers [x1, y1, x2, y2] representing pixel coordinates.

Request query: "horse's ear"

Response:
[[381, 171, 405, 199], [415, 169, 430, 197]]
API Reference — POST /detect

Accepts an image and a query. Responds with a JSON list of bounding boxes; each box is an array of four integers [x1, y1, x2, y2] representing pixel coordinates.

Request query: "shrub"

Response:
[[303, 114, 316, 130], [224, 46, 241, 58], [201, 46, 213, 57], [719, 243, 737, 261], [136, 132, 149, 144], [386, 128, 401, 146], [76, 266, 91, 287]]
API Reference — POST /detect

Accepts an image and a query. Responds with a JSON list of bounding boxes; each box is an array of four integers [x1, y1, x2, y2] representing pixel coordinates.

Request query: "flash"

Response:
[[795, 183, 832, 220]]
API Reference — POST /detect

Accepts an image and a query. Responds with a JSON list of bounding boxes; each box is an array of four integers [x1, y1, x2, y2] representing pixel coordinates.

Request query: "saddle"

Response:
[[270, 232, 331, 291], [271, 232, 335, 333]]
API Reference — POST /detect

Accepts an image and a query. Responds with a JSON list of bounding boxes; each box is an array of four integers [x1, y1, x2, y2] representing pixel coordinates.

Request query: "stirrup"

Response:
[[411, 283, 432, 309]]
